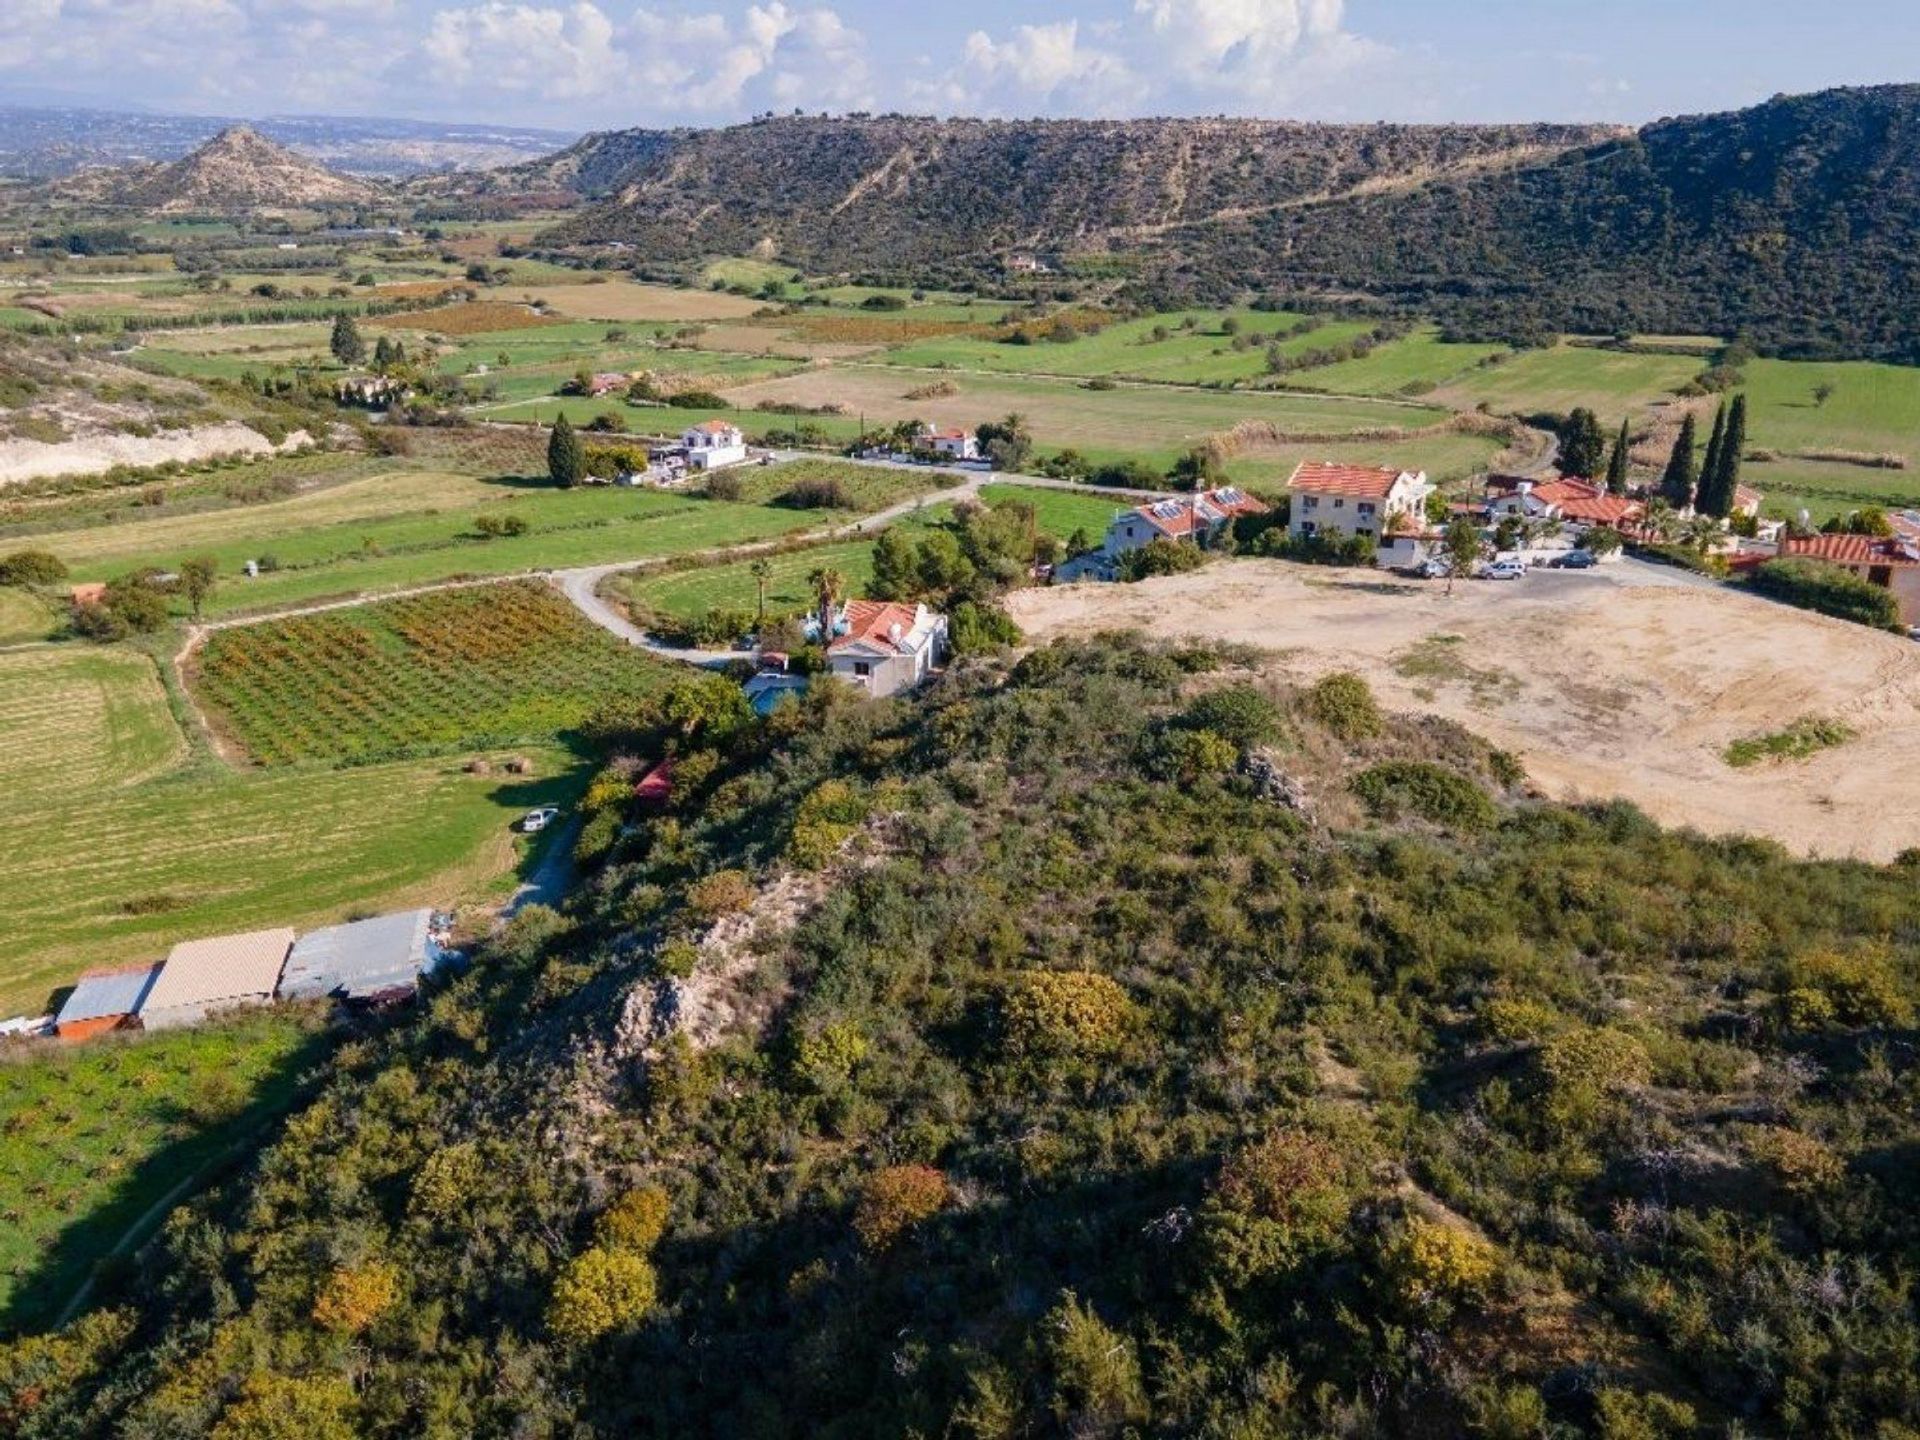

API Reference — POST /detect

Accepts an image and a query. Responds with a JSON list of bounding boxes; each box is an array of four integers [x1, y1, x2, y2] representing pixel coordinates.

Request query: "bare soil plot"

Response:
[[1008, 559, 1920, 861], [508, 281, 771, 323]]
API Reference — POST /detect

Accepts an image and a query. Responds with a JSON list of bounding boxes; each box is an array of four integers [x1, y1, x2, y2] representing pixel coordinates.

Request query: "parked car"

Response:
[[521, 806, 561, 833], [1413, 557, 1454, 580], [1552, 549, 1599, 570], [1482, 559, 1528, 581]]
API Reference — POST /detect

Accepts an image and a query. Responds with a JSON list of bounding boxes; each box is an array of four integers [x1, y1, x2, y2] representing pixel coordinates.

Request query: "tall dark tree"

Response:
[[1660, 413, 1698, 510], [1697, 402, 1728, 513], [1559, 408, 1607, 479], [329, 313, 365, 367], [1699, 393, 1748, 518], [547, 415, 584, 489], [1604, 417, 1631, 494]]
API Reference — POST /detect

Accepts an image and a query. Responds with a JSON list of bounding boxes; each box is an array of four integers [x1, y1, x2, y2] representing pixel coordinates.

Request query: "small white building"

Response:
[[826, 601, 948, 698], [681, 419, 748, 471], [1285, 461, 1432, 543], [920, 426, 980, 461], [1103, 487, 1269, 561]]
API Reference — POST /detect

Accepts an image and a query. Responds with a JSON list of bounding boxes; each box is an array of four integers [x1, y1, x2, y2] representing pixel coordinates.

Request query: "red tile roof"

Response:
[[1556, 495, 1645, 525], [1288, 460, 1413, 499], [690, 419, 739, 435], [1132, 488, 1269, 539], [1780, 534, 1920, 567], [830, 600, 923, 655]]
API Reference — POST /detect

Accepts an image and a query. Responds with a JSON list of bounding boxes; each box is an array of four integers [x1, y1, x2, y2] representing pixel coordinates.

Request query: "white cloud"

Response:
[[421, 2, 622, 100], [627, 1, 871, 114]]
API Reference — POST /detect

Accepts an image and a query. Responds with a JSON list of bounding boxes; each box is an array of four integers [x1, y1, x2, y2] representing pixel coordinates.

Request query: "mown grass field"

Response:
[[1433, 343, 1704, 423], [0, 644, 578, 1015], [1223, 432, 1507, 492], [1278, 329, 1511, 397], [1741, 358, 1920, 458], [40, 461, 933, 617], [0, 587, 54, 643], [616, 538, 887, 622], [977, 483, 1134, 541], [0, 1009, 326, 1336], [197, 580, 670, 766], [874, 309, 1376, 386]]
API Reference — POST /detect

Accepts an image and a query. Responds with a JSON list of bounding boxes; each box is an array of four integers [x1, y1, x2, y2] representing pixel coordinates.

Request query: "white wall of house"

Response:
[[682, 424, 748, 471], [1289, 475, 1431, 541]]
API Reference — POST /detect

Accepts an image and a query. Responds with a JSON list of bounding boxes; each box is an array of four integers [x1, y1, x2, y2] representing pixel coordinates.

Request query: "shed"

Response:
[[55, 962, 162, 1043], [278, 909, 443, 1005], [139, 927, 295, 1031]]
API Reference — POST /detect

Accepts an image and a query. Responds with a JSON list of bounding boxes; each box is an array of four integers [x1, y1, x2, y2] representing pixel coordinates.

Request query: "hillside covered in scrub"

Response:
[[547, 87, 1920, 360], [6, 638, 1918, 1437]]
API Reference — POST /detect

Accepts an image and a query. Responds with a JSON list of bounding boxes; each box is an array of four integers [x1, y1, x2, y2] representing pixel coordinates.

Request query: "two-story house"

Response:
[[1285, 461, 1432, 542], [681, 419, 748, 471], [826, 601, 949, 698], [1102, 487, 1270, 560]]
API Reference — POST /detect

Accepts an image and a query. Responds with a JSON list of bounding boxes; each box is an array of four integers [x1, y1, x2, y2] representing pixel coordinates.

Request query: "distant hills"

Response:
[[51, 126, 381, 212], [0, 103, 574, 179], [540, 87, 1920, 360]]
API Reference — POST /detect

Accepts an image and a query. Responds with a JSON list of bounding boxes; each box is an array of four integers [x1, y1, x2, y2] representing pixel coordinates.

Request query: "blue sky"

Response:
[[2, 0, 1914, 131]]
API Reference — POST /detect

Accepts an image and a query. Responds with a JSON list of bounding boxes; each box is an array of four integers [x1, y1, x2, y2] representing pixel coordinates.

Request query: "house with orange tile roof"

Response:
[[916, 424, 980, 461], [826, 600, 948, 698], [1489, 477, 1645, 530], [679, 418, 748, 471], [1776, 532, 1920, 626], [1285, 461, 1431, 544]]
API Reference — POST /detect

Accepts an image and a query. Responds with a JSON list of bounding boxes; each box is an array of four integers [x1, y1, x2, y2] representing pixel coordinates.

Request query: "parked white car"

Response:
[[521, 806, 561, 833], [1481, 559, 1528, 581]]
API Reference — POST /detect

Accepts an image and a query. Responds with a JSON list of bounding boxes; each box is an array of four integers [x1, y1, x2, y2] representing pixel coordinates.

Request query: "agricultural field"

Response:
[[1432, 343, 1704, 423], [875, 309, 1378, 386], [1740, 357, 1920, 459], [195, 580, 670, 766], [0, 586, 54, 643], [1277, 329, 1512, 397], [614, 538, 888, 622], [39, 458, 930, 617], [976, 482, 1134, 541], [0, 1009, 327, 1336], [1223, 431, 1507, 493], [0, 643, 577, 1015], [504, 281, 771, 323]]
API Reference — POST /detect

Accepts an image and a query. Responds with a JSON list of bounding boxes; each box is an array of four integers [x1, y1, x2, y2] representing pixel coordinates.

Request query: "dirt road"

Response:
[[1008, 558, 1920, 862]]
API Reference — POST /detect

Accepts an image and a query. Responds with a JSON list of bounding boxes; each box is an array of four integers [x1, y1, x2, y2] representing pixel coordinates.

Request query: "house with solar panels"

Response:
[[1102, 487, 1271, 563], [54, 962, 162, 1042], [278, 909, 447, 1007]]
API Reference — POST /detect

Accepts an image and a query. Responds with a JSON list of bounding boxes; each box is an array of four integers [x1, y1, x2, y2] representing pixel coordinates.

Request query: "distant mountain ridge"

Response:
[[540, 88, 1920, 359], [51, 126, 381, 211]]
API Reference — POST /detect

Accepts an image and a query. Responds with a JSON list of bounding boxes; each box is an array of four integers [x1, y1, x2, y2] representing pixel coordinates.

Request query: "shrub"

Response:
[[792, 1020, 870, 1091], [1537, 1026, 1653, 1129], [209, 1373, 357, 1440], [775, 476, 852, 509], [1200, 1129, 1353, 1283], [1350, 761, 1496, 830], [1305, 671, 1382, 740], [1750, 557, 1902, 631], [1043, 1291, 1148, 1433], [548, 1247, 659, 1342], [687, 868, 754, 918], [656, 938, 700, 980], [596, 1187, 671, 1253], [1780, 946, 1913, 1029], [311, 1261, 400, 1334], [1747, 1126, 1846, 1196], [1180, 685, 1281, 749], [705, 471, 744, 501], [1001, 970, 1136, 1059], [411, 1142, 484, 1222], [1157, 727, 1239, 784], [1594, 1388, 1698, 1440], [0, 549, 66, 586], [788, 780, 869, 869], [1385, 1217, 1498, 1315], [853, 1164, 948, 1251], [950, 600, 1022, 654], [1117, 538, 1205, 581]]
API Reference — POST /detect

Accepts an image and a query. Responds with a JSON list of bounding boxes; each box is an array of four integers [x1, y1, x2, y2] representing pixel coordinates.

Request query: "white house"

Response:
[[826, 600, 948, 698], [919, 426, 980, 461], [1103, 487, 1269, 561], [681, 419, 748, 471], [1285, 461, 1432, 542]]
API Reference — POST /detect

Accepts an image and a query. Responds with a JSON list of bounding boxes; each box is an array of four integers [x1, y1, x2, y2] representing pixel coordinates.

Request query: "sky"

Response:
[[1, 0, 1916, 133]]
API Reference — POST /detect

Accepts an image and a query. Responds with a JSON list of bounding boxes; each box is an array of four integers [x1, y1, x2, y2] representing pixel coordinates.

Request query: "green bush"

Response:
[[1749, 556, 1902, 630], [1350, 761, 1497, 830], [1304, 671, 1382, 740]]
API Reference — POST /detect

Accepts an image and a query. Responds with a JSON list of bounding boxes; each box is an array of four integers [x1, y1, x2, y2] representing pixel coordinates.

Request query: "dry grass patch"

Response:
[[368, 301, 559, 335]]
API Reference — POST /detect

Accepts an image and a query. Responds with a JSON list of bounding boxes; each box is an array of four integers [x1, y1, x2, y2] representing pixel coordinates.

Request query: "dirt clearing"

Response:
[[1007, 558, 1920, 861]]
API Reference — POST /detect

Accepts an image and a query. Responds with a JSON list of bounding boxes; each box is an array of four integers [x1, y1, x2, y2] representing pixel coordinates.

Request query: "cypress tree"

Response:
[[1560, 408, 1607, 479], [330, 313, 365, 366], [1701, 394, 1748, 518], [1697, 402, 1727, 514], [1604, 417, 1631, 494], [548, 415, 584, 489], [1660, 413, 1698, 509]]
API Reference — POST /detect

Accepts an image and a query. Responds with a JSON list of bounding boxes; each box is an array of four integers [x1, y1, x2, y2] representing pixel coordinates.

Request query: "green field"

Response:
[[615, 538, 889, 622], [977, 483, 1133, 541], [0, 587, 54, 643], [1741, 358, 1920, 458], [196, 580, 669, 766], [0, 644, 578, 1014], [1280, 330, 1511, 397], [1434, 343, 1704, 423], [0, 1010, 326, 1336], [39, 460, 934, 617], [1221, 432, 1506, 493], [875, 309, 1376, 386]]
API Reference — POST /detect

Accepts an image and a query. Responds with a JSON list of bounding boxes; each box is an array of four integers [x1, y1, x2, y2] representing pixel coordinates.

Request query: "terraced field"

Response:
[[0, 644, 576, 1015], [196, 580, 669, 766]]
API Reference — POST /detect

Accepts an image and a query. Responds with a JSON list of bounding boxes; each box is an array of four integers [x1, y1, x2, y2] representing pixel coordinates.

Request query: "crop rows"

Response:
[[198, 581, 666, 766]]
